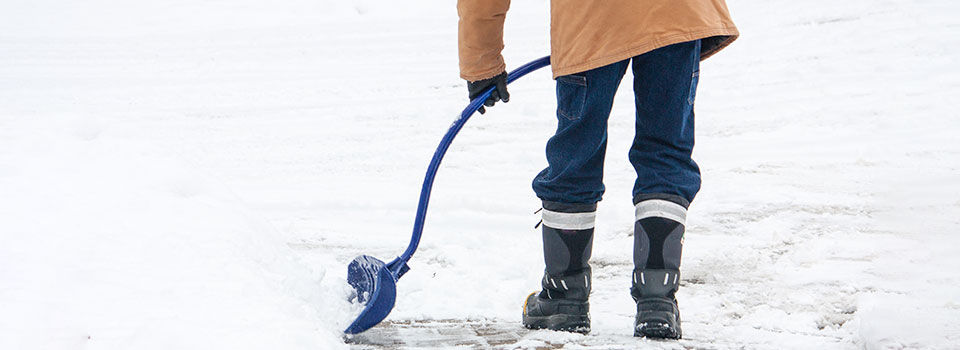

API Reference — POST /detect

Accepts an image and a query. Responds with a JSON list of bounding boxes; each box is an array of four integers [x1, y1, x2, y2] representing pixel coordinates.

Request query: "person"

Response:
[[457, 0, 738, 339]]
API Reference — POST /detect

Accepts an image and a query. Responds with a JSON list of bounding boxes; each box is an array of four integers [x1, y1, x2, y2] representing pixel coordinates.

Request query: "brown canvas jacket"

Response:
[[458, 0, 739, 81]]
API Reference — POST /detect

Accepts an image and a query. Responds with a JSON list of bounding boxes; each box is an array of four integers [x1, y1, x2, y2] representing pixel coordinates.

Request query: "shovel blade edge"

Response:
[[344, 255, 397, 334]]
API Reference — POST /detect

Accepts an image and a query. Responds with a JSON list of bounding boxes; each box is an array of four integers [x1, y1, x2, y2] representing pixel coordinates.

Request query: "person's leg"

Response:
[[532, 60, 629, 204], [630, 40, 702, 203], [523, 60, 629, 333], [628, 39, 702, 339]]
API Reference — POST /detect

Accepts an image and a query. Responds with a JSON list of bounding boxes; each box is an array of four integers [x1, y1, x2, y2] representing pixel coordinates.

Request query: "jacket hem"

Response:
[[550, 27, 739, 78]]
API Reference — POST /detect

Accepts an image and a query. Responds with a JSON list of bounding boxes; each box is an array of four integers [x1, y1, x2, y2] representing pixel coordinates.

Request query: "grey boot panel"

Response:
[[633, 217, 684, 270], [542, 225, 594, 276], [630, 269, 680, 300], [541, 266, 592, 301]]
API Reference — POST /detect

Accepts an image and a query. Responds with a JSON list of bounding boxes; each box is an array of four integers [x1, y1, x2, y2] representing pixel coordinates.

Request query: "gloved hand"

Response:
[[467, 71, 509, 114]]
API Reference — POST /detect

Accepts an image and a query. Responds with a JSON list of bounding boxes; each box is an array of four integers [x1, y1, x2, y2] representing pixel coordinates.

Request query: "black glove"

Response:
[[467, 71, 509, 114]]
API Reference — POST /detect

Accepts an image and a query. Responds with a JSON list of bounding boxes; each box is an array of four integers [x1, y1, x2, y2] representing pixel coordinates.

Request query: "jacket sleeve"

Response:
[[457, 0, 510, 81]]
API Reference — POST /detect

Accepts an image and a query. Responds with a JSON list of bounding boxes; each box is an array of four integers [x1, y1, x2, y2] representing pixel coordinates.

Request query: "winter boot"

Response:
[[631, 195, 688, 339], [522, 201, 595, 333]]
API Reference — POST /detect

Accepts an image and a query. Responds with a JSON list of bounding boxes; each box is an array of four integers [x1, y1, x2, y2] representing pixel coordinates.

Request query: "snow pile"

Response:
[[0, 118, 351, 349]]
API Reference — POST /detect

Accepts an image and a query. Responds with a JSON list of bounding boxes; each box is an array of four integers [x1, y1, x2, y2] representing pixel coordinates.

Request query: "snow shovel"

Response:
[[344, 56, 552, 335]]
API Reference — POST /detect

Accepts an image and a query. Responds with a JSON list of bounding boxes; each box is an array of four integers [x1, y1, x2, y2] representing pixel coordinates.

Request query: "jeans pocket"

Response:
[[556, 74, 587, 120], [687, 70, 700, 106]]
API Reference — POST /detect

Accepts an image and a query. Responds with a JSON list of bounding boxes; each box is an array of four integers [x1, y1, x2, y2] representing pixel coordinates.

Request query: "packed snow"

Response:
[[1, 0, 958, 349]]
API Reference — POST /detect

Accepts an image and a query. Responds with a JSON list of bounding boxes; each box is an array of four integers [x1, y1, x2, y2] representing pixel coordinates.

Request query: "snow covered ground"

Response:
[[1, 0, 958, 349]]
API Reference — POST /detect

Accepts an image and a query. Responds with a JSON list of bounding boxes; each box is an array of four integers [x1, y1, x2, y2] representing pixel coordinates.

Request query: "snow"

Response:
[[1, 0, 958, 349], [0, 121, 350, 349]]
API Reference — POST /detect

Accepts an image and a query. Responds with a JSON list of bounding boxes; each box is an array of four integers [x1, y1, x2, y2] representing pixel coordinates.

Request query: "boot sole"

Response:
[[523, 314, 590, 334], [634, 321, 681, 339]]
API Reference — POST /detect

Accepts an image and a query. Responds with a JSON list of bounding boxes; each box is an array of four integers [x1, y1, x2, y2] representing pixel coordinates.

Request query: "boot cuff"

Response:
[[541, 201, 597, 230], [632, 193, 690, 208], [542, 200, 598, 213]]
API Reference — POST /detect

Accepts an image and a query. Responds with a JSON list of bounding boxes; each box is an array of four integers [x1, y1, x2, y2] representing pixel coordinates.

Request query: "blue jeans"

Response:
[[533, 40, 702, 205]]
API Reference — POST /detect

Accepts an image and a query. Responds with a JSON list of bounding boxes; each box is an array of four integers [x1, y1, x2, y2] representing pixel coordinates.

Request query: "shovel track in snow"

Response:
[[345, 319, 727, 349]]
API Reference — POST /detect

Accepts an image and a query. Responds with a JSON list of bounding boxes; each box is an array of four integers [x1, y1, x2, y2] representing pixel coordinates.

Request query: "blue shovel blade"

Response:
[[344, 255, 397, 334]]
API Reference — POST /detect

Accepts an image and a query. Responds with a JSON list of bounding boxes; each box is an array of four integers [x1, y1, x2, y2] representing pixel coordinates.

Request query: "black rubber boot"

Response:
[[632, 269, 681, 338], [631, 194, 688, 339], [522, 268, 591, 333], [522, 201, 595, 334]]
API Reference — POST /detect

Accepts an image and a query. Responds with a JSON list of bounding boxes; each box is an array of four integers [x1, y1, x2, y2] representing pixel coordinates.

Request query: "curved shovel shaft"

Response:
[[344, 56, 551, 335], [400, 55, 552, 263]]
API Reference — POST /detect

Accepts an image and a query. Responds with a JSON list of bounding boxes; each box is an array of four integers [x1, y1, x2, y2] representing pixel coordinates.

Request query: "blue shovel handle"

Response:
[[388, 56, 551, 276], [343, 56, 552, 335]]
